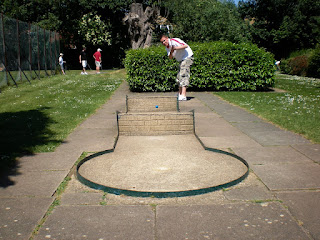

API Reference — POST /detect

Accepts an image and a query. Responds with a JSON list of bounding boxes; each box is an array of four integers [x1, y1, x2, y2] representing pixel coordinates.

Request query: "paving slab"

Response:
[[0, 197, 53, 240], [60, 192, 104, 206], [65, 128, 117, 152], [17, 151, 82, 171], [233, 146, 314, 166], [216, 108, 264, 122], [34, 205, 155, 240], [193, 112, 222, 119], [199, 135, 261, 148], [191, 92, 222, 103], [276, 191, 320, 240], [156, 202, 309, 240], [179, 98, 213, 113], [251, 163, 320, 190], [244, 130, 311, 146], [98, 102, 126, 113], [0, 170, 68, 197], [224, 186, 274, 201], [231, 121, 283, 133], [195, 117, 244, 137], [53, 142, 85, 156], [67, 128, 117, 141], [203, 101, 241, 113], [292, 144, 320, 163], [222, 172, 275, 201], [194, 97, 263, 123], [78, 116, 117, 129]]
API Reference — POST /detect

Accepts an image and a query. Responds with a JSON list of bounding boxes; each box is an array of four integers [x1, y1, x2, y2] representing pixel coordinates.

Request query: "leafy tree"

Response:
[[238, 0, 320, 58], [0, 0, 132, 68], [78, 12, 112, 46], [163, 0, 251, 43]]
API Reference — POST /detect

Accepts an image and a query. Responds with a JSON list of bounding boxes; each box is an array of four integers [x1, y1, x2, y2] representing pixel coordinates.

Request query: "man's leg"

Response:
[[178, 86, 187, 96], [178, 58, 193, 100], [95, 61, 101, 73], [181, 86, 187, 96]]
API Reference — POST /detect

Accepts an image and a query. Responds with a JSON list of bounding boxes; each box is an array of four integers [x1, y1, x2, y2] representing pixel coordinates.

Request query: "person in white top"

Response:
[[59, 53, 66, 75], [160, 34, 194, 101]]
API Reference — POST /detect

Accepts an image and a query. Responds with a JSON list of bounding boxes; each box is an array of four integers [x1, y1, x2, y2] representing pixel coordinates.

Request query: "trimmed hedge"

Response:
[[125, 41, 275, 92]]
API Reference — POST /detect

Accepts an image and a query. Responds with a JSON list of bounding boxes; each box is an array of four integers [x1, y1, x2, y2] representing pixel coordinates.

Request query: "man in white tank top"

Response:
[[160, 34, 194, 101]]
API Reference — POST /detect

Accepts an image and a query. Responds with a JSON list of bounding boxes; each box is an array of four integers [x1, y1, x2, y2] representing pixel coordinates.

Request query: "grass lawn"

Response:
[[214, 73, 320, 143], [0, 69, 125, 171]]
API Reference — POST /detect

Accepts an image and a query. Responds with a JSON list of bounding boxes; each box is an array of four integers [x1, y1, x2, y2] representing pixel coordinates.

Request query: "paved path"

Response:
[[0, 81, 319, 240]]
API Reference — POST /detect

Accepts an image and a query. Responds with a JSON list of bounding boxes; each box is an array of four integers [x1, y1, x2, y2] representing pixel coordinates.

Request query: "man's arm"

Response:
[[169, 45, 188, 59]]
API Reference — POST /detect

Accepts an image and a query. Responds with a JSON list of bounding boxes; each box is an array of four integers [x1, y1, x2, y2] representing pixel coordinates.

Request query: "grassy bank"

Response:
[[214, 73, 320, 143], [0, 69, 125, 171]]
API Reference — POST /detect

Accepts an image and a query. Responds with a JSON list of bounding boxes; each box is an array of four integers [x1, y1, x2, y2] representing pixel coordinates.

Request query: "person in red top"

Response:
[[93, 48, 102, 74]]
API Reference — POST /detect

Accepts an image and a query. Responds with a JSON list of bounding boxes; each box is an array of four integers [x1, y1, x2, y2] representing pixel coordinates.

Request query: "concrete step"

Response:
[[126, 96, 179, 112], [117, 111, 194, 136]]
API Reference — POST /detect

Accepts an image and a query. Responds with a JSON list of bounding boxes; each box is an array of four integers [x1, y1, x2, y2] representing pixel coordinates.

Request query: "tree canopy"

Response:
[[163, 0, 251, 43], [238, 0, 320, 58], [1, 0, 319, 65]]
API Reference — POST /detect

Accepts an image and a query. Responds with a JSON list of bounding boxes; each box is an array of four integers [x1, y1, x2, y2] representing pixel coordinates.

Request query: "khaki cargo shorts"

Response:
[[176, 57, 194, 87]]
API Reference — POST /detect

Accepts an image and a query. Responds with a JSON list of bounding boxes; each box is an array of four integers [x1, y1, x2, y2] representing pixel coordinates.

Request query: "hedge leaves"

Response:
[[125, 41, 275, 91]]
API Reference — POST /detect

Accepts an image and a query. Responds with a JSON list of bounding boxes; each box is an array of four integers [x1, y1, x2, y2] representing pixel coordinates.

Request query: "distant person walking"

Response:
[[59, 53, 66, 75], [275, 60, 281, 71], [160, 34, 193, 101], [79, 47, 88, 75], [93, 48, 102, 74]]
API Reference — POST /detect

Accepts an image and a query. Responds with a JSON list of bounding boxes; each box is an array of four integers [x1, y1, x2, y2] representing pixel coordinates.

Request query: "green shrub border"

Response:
[[125, 41, 275, 92], [281, 45, 320, 78]]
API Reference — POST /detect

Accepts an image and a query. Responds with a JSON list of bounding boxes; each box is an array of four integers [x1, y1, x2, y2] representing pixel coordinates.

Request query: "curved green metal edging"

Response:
[[76, 135, 249, 198]]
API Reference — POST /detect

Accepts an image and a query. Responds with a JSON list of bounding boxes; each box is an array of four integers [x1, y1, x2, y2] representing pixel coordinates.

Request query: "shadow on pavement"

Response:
[[0, 108, 59, 187]]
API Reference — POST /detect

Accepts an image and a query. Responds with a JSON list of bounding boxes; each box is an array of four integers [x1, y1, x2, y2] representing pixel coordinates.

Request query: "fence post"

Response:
[[54, 31, 58, 74], [37, 25, 40, 78], [49, 30, 52, 75], [17, 19, 21, 81], [28, 22, 32, 79], [44, 28, 48, 76], [1, 13, 7, 85], [1, 13, 17, 86]]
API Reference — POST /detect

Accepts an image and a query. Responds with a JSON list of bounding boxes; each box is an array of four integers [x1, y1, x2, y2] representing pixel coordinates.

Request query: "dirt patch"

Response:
[[268, 87, 287, 93]]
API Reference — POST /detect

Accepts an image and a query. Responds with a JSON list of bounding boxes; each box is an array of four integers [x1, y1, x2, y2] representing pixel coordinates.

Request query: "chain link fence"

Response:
[[0, 13, 60, 88]]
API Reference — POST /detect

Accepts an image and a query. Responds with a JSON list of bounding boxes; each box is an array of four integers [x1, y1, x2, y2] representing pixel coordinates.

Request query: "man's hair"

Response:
[[159, 34, 168, 40]]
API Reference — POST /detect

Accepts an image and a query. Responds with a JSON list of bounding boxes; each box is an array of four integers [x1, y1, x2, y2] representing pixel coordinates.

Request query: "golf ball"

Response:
[[155, 105, 158, 108]]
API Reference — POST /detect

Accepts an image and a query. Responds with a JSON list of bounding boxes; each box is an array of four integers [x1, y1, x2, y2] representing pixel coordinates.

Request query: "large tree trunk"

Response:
[[123, 3, 159, 49]]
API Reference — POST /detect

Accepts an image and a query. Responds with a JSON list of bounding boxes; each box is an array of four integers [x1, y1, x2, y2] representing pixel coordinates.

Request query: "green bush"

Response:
[[282, 55, 309, 76], [125, 41, 275, 92], [281, 47, 320, 78], [307, 45, 320, 78]]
